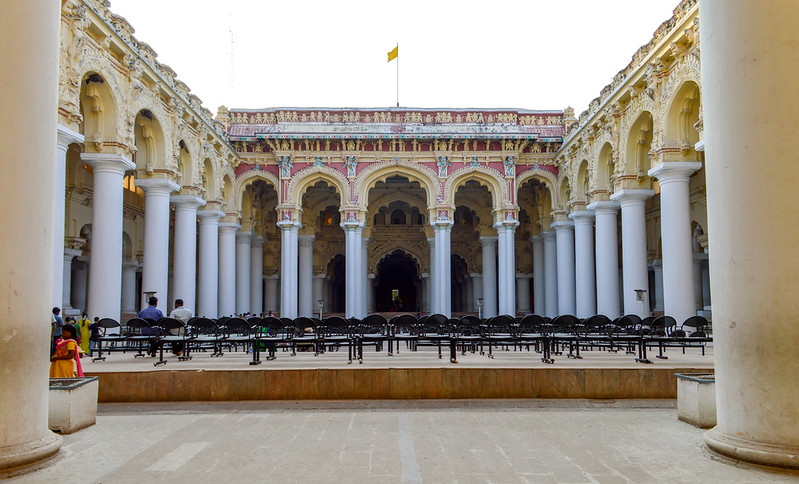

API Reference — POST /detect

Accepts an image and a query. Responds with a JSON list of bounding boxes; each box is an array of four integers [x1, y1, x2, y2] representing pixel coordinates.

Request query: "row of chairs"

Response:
[[89, 313, 711, 366]]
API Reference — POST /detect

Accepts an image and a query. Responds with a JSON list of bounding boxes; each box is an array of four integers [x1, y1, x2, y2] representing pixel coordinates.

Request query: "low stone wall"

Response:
[[86, 368, 710, 402]]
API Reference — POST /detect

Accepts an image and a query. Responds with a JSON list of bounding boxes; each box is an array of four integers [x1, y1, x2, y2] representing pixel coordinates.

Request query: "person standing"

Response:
[[76, 312, 91, 356], [50, 324, 84, 378], [50, 307, 63, 356]]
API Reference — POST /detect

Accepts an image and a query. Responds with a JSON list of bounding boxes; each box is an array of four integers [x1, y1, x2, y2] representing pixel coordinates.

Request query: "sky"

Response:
[[109, 0, 679, 115]]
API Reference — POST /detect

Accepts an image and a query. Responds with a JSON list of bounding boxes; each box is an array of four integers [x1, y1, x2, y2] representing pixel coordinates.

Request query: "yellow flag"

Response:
[[387, 46, 398, 62]]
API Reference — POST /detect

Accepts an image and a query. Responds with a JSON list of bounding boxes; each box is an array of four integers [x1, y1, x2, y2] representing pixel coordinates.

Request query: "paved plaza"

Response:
[[11, 400, 799, 483]]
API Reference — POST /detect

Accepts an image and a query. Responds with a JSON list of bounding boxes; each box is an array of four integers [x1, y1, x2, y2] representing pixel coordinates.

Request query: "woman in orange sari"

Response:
[[49, 324, 84, 378]]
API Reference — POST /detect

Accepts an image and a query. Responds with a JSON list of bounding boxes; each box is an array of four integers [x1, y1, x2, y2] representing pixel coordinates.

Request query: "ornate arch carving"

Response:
[[445, 165, 506, 211], [232, 169, 280, 214], [368, 241, 428, 274], [355, 159, 439, 211], [286, 166, 349, 211], [515, 168, 559, 209]]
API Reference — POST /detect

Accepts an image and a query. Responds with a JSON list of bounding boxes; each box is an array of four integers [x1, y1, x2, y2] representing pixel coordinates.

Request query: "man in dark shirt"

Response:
[[138, 297, 164, 356], [51, 307, 63, 356]]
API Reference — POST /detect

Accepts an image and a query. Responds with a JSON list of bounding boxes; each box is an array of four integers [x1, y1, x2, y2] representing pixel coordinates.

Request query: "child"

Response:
[[49, 324, 84, 378], [89, 316, 101, 354]]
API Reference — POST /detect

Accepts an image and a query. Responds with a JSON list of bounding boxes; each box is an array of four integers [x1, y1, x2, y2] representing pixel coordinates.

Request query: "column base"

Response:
[[0, 432, 62, 478], [704, 427, 799, 469]]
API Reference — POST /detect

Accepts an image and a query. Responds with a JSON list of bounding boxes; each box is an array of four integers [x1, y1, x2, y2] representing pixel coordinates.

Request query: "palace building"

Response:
[[2, 0, 798, 475]]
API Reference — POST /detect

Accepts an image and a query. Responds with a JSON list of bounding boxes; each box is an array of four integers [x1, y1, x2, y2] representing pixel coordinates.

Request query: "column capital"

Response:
[[340, 221, 364, 232], [171, 194, 207, 210], [277, 219, 301, 230], [541, 229, 556, 240], [251, 236, 265, 248], [493, 220, 519, 231], [123, 260, 140, 270], [64, 247, 82, 260], [136, 178, 180, 194], [479, 235, 498, 246], [610, 189, 654, 206], [551, 220, 575, 231], [515, 273, 533, 279], [648, 161, 703, 184], [197, 209, 224, 223], [298, 234, 315, 247], [218, 222, 241, 233], [57, 124, 83, 150], [587, 200, 620, 214], [236, 230, 253, 242], [568, 210, 595, 223], [530, 234, 543, 243], [80, 152, 135, 174], [433, 219, 454, 229]]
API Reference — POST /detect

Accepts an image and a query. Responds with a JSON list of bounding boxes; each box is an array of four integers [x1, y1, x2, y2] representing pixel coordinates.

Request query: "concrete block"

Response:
[[48, 377, 99, 434], [675, 373, 716, 428]]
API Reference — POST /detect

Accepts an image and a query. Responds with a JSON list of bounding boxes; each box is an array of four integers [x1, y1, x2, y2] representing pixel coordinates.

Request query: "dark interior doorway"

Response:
[[327, 254, 346, 313], [375, 250, 419, 312]]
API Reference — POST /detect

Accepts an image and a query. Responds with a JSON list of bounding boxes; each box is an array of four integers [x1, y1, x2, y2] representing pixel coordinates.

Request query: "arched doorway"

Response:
[[327, 254, 346, 314], [375, 250, 419, 312]]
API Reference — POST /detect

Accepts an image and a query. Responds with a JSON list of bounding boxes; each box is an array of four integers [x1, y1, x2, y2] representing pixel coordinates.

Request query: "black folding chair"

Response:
[[92, 318, 125, 362]]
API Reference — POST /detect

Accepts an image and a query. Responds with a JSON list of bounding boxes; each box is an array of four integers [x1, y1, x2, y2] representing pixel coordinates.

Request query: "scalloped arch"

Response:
[[369, 242, 427, 274], [445, 166, 506, 210], [286, 166, 349, 211], [355, 159, 438, 211], [515, 168, 558, 209], [232, 169, 280, 213]]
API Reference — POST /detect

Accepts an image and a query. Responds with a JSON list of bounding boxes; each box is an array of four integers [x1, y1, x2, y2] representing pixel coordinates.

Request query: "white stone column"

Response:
[[649, 162, 701, 323], [121, 260, 139, 315], [570, 211, 596, 318], [588, 201, 620, 318], [0, 0, 64, 470], [479, 236, 498, 318], [264, 274, 279, 315], [701, 0, 799, 467], [421, 273, 431, 313], [235, 231, 252, 315], [250, 236, 264, 316], [62, 248, 82, 312], [298, 234, 315, 317], [701, 260, 711, 311], [367, 274, 376, 314], [217, 222, 239, 317], [53, 126, 83, 307], [651, 259, 664, 313], [313, 274, 325, 316], [610, 190, 653, 318], [470, 273, 483, 316], [427, 237, 435, 310], [361, 238, 369, 317], [83, 153, 135, 321], [171, 195, 205, 314], [552, 221, 576, 316], [197, 210, 223, 318], [542, 230, 558, 318], [71, 258, 88, 312], [515, 274, 532, 314], [531, 235, 545, 315], [136, 179, 179, 310], [693, 254, 705, 312], [434, 221, 453, 317], [278, 222, 299, 319], [496, 222, 518, 315], [342, 223, 363, 318]]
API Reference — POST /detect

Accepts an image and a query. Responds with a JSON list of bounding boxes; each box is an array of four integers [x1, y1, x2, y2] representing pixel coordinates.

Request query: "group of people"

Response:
[[48, 296, 194, 378], [49, 307, 98, 378]]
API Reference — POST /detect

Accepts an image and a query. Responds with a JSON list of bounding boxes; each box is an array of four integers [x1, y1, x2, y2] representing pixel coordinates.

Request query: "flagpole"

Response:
[[396, 43, 399, 107]]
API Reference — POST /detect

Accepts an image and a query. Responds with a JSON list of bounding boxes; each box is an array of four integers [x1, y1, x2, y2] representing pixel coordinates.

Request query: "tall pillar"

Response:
[[342, 223, 363, 318], [278, 222, 299, 319], [171, 196, 205, 314], [427, 237, 435, 311], [136, 179, 178, 310], [531, 235, 545, 315], [197, 210, 223, 318], [53, 126, 83, 307], [496, 221, 518, 316], [421, 273, 431, 313], [62, 248, 82, 312], [121, 261, 139, 316], [470, 273, 483, 316], [313, 274, 325, 316], [515, 274, 532, 314], [552, 221, 576, 316], [693, 254, 705, 311], [610, 190, 653, 318], [83, 153, 135, 320], [235, 231, 252, 315], [250, 236, 264, 316], [434, 221, 453, 317], [570, 211, 596, 318], [298, 234, 315, 317], [588, 201, 620, 318], [71, 258, 88, 312], [649, 162, 701, 322], [652, 259, 664, 313], [0, 0, 64, 471], [479, 236, 498, 318], [264, 274, 279, 315], [217, 222, 239, 317], [542, 230, 558, 318], [701, 260, 711, 311], [361, 238, 369, 317], [701, 0, 799, 467]]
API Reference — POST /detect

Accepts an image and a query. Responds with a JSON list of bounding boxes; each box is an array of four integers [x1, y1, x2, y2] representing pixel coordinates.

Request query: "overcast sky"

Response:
[[109, 0, 678, 115]]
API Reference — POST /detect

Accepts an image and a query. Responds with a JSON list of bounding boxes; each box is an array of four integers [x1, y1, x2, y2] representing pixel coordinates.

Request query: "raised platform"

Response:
[[83, 346, 714, 402]]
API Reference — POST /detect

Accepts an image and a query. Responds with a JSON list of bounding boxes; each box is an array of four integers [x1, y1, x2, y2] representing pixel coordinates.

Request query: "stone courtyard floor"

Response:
[[11, 400, 799, 483]]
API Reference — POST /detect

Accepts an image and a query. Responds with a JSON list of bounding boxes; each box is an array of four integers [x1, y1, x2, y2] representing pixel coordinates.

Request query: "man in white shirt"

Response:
[[168, 299, 192, 355]]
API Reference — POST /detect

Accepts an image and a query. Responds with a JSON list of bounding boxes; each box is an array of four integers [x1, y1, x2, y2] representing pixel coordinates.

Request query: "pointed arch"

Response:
[[355, 159, 438, 211], [232, 169, 280, 214], [445, 165, 506, 211], [286, 166, 349, 211]]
